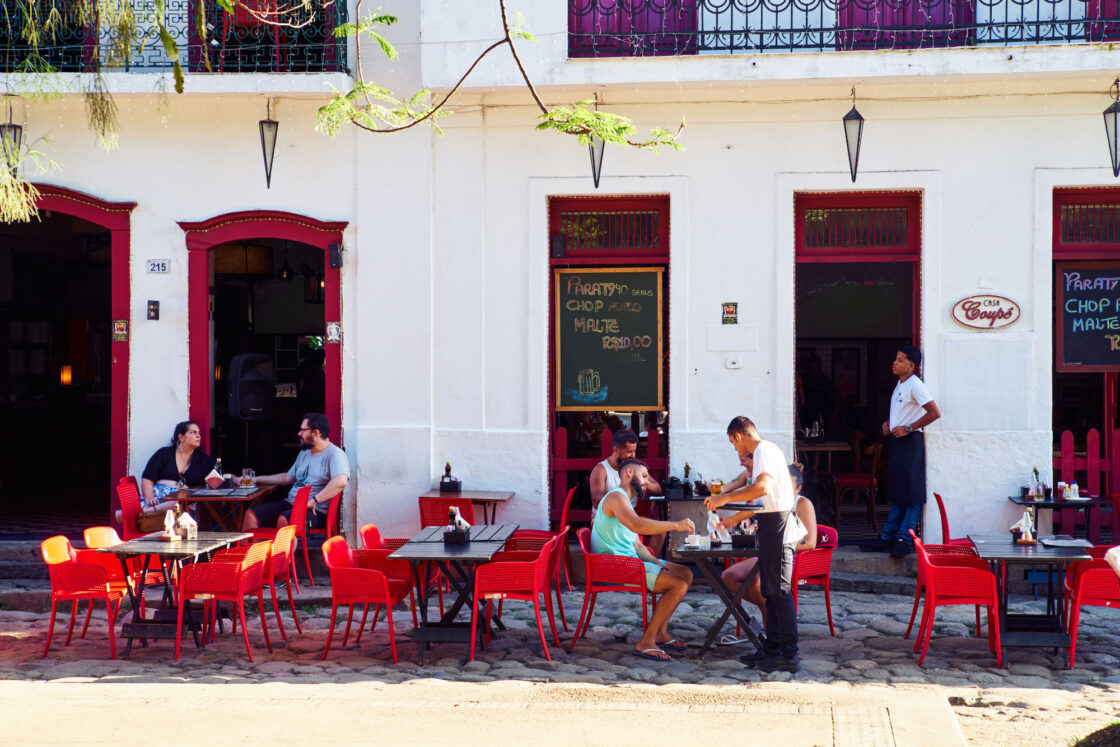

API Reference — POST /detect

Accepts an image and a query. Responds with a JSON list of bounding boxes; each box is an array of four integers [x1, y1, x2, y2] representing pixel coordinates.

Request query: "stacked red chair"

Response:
[[909, 531, 1001, 666], [791, 524, 839, 636], [470, 535, 559, 661], [491, 526, 571, 635], [321, 536, 413, 663], [40, 535, 127, 659], [248, 485, 315, 586], [175, 541, 273, 662], [568, 527, 657, 652]]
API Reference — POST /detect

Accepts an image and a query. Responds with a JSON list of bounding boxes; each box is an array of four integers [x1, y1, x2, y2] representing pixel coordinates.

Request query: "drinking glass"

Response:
[[241, 468, 255, 488]]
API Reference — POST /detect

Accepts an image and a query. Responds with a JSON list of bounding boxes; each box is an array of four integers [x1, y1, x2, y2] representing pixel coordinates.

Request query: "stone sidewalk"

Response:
[[2, 588, 1118, 744]]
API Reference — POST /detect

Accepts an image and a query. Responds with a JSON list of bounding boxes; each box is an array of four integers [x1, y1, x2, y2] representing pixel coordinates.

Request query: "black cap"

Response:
[[899, 345, 922, 367]]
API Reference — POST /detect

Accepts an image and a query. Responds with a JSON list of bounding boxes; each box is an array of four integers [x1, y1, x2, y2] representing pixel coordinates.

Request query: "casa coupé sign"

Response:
[[951, 295, 1021, 330]]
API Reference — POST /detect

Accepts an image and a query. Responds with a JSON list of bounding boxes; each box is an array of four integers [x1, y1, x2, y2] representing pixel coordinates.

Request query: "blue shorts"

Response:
[[643, 561, 663, 592]]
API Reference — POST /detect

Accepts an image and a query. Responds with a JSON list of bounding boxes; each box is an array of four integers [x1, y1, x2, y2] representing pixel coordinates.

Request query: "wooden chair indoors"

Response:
[[832, 442, 883, 530]]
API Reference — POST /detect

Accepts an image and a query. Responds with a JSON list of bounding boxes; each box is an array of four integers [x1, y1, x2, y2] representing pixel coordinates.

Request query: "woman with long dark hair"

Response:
[[139, 421, 216, 513]]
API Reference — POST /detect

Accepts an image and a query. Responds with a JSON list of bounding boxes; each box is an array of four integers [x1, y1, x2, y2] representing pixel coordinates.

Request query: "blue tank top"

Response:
[[590, 488, 639, 559]]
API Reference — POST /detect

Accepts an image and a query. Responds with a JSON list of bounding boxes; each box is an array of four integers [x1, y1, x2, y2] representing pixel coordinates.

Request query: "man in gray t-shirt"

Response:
[[242, 412, 350, 531]]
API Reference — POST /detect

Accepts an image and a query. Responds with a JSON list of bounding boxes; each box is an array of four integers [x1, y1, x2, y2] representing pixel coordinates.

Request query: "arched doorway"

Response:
[[0, 185, 133, 536], [179, 211, 346, 468]]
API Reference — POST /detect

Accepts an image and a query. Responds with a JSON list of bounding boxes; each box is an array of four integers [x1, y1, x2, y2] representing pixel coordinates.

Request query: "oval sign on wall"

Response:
[[951, 295, 1021, 330]]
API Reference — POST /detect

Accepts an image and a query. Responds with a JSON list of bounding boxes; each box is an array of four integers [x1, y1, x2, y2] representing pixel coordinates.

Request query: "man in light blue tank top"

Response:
[[591, 458, 696, 662]]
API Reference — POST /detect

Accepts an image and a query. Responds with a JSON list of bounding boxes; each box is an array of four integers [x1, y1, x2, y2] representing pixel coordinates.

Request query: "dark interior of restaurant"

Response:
[[795, 261, 914, 541], [209, 239, 325, 477], [0, 213, 112, 533]]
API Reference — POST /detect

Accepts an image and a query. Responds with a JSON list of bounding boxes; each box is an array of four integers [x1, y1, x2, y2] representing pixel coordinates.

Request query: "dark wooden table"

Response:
[[419, 490, 514, 524], [97, 531, 251, 656], [671, 540, 762, 657], [389, 524, 518, 659], [1007, 494, 1111, 543], [968, 533, 1092, 664], [172, 486, 276, 532]]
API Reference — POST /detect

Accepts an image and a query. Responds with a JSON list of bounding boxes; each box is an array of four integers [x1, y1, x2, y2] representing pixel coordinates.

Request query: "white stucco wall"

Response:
[[15, 6, 1119, 541]]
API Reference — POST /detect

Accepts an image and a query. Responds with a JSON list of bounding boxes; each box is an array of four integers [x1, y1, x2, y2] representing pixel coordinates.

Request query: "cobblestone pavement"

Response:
[[2, 588, 1118, 744]]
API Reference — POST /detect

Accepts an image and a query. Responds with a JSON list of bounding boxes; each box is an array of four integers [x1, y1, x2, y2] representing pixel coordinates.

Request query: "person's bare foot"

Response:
[[634, 646, 671, 661]]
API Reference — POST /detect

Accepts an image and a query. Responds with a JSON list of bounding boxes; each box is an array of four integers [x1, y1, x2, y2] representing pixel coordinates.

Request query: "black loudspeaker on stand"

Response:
[[228, 353, 275, 465]]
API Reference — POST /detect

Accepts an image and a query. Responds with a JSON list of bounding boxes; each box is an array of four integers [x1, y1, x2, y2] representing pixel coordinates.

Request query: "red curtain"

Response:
[[837, 0, 974, 50], [569, 0, 698, 57], [1087, 0, 1120, 41]]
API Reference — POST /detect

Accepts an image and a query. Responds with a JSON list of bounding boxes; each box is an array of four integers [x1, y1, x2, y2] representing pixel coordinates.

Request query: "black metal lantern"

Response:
[[588, 134, 605, 189], [0, 98, 22, 177], [1105, 78, 1120, 179], [259, 98, 278, 188], [843, 86, 864, 183]]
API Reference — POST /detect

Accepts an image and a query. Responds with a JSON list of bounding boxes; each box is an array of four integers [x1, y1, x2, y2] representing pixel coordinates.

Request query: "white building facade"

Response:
[[4, 0, 1119, 541]]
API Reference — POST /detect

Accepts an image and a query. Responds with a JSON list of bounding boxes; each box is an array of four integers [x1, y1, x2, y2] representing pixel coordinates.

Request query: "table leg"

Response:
[[199, 502, 232, 532], [118, 555, 142, 657], [692, 557, 761, 657]]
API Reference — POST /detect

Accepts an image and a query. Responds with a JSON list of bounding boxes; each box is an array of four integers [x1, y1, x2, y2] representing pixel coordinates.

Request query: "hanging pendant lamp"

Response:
[[588, 92, 605, 189], [842, 86, 864, 183], [1105, 78, 1120, 179], [259, 98, 278, 188], [0, 97, 23, 178]]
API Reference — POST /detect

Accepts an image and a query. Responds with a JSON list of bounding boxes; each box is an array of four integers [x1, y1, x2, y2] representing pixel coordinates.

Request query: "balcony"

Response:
[[0, 1, 347, 74], [568, 0, 1120, 56]]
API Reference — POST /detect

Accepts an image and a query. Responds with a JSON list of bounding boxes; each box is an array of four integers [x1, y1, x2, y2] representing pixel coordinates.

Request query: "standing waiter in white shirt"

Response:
[[861, 346, 941, 558], [706, 416, 805, 673]]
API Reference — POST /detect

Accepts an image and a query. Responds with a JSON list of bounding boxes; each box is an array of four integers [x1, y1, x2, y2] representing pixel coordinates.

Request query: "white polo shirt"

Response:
[[751, 440, 806, 546], [889, 375, 934, 431]]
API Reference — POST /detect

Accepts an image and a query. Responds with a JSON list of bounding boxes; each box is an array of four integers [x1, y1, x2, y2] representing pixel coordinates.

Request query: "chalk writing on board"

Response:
[[1056, 262, 1120, 372]]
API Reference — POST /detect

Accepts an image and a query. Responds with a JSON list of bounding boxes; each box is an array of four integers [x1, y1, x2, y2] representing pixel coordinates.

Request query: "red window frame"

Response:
[[795, 191, 922, 345], [1053, 187, 1120, 259]]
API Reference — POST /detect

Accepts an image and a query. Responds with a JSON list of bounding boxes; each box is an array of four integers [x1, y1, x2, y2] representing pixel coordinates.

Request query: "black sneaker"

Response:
[[889, 538, 912, 558], [859, 537, 890, 552], [756, 655, 801, 673], [739, 647, 777, 667]]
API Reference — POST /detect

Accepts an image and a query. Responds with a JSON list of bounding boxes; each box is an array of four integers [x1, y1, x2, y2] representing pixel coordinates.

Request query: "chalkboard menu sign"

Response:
[[554, 267, 664, 411], [1056, 261, 1120, 372]]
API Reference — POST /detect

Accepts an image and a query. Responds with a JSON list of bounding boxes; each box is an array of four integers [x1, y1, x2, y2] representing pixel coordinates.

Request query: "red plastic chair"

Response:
[[1067, 557, 1120, 668], [249, 485, 315, 586], [176, 541, 272, 662], [568, 527, 656, 652], [511, 486, 577, 591], [419, 497, 476, 528], [351, 547, 419, 638], [933, 493, 973, 547], [493, 525, 571, 634], [321, 536, 412, 663], [83, 525, 169, 622], [307, 492, 343, 543], [116, 477, 145, 541], [910, 531, 1001, 666], [470, 535, 559, 661], [215, 525, 303, 639], [40, 535, 127, 659], [360, 522, 433, 620], [904, 540, 987, 639], [792, 524, 839, 636]]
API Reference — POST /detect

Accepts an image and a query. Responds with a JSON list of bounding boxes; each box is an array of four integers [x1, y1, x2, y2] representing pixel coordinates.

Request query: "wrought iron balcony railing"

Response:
[[0, 1, 347, 74], [569, 0, 1120, 55]]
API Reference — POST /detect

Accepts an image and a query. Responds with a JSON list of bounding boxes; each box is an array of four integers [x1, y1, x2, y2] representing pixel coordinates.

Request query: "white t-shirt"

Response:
[[889, 375, 934, 431], [590, 458, 623, 521], [751, 440, 806, 546]]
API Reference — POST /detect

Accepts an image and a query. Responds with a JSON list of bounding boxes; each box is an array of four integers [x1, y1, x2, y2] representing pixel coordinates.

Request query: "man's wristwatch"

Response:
[[904, 424, 913, 434]]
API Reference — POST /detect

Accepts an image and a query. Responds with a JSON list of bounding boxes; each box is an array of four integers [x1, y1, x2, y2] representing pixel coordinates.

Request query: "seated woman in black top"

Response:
[[140, 421, 217, 513]]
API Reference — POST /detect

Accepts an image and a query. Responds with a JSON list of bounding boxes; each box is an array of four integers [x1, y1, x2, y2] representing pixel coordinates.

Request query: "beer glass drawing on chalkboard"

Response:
[[573, 368, 607, 404]]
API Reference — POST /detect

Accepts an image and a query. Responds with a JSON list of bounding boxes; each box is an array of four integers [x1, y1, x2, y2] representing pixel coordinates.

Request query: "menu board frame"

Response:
[[553, 266, 664, 412], [1055, 260, 1120, 372]]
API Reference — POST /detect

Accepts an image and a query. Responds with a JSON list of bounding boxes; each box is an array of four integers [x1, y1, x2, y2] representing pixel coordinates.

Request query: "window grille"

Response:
[[802, 207, 908, 250], [559, 210, 661, 252], [1060, 203, 1120, 245]]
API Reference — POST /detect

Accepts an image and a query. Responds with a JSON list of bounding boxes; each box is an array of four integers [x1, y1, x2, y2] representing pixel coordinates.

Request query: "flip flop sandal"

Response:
[[635, 647, 672, 662], [658, 639, 688, 652]]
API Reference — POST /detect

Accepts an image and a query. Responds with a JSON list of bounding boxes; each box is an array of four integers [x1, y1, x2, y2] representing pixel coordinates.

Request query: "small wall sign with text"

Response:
[[722, 302, 738, 325], [146, 258, 170, 274], [951, 295, 1021, 330]]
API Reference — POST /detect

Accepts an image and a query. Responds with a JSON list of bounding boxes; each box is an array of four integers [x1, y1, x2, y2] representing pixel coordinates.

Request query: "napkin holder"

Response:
[[157, 532, 181, 543], [731, 533, 756, 549], [439, 475, 462, 494], [443, 527, 470, 544]]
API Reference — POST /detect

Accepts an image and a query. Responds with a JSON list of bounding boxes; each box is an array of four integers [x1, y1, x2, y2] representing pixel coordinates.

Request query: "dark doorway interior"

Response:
[[795, 261, 915, 542], [0, 213, 112, 536], [210, 240, 326, 477]]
